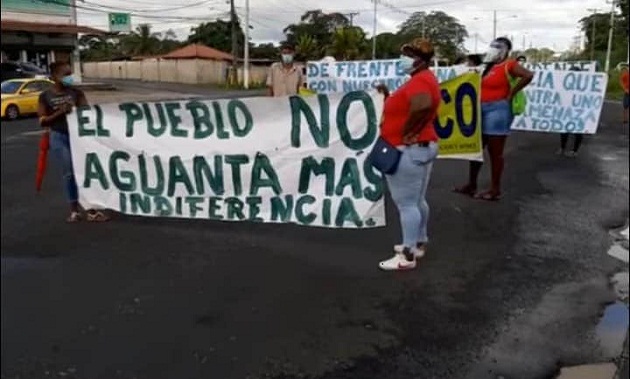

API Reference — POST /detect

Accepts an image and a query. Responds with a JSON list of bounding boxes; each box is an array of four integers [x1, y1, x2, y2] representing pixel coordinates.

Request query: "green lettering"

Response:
[[290, 94, 330, 148], [335, 197, 362, 227], [165, 102, 186, 137], [130, 193, 151, 214], [138, 155, 165, 196], [213, 101, 229, 139], [147, 103, 168, 137], [224, 155, 249, 196], [298, 156, 335, 196], [335, 158, 362, 198], [77, 105, 95, 137], [227, 99, 253, 137], [119, 103, 143, 137], [322, 198, 332, 226], [362, 157, 384, 202], [225, 197, 246, 220], [193, 156, 224, 195], [154, 196, 173, 216], [270, 195, 294, 222], [83, 152, 109, 189], [186, 101, 214, 139], [109, 151, 136, 191], [119, 193, 127, 213], [336, 91, 377, 150], [296, 195, 317, 225], [167, 156, 194, 196], [208, 197, 223, 219], [185, 197, 204, 217], [94, 105, 110, 137], [250, 153, 282, 195], [246, 197, 263, 222]]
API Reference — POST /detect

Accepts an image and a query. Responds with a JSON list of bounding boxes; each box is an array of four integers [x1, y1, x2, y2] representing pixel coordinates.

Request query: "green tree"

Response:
[[187, 19, 244, 55], [295, 34, 321, 61], [120, 24, 162, 56], [371, 32, 403, 59], [327, 26, 368, 60], [397, 11, 468, 63], [250, 43, 279, 60], [579, 6, 628, 67], [282, 10, 350, 59]]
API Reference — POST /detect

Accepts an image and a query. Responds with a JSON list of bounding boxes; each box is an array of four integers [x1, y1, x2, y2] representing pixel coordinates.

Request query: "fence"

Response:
[[81, 59, 269, 86]]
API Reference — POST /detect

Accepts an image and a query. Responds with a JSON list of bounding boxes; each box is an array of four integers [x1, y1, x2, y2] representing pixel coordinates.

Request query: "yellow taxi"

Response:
[[1, 78, 53, 120]]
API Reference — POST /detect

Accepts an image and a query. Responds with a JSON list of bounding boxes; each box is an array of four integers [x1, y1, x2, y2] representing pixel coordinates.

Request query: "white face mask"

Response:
[[483, 47, 503, 63], [399, 55, 416, 73], [281, 54, 294, 64]]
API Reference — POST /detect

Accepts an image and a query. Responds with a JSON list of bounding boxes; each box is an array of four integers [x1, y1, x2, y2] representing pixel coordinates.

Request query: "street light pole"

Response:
[[229, 0, 237, 85], [372, 0, 378, 59], [244, 0, 250, 89], [492, 10, 497, 40], [604, 0, 617, 72]]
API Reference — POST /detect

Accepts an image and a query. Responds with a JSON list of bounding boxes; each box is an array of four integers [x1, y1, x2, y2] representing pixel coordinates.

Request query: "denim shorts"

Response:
[[482, 99, 514, 136]]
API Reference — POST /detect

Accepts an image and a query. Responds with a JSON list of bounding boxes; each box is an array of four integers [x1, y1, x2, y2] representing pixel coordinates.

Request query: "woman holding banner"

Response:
[[374, 38, 441, 271], [454, 37, 533, 201], [38, 61, 109, 223]]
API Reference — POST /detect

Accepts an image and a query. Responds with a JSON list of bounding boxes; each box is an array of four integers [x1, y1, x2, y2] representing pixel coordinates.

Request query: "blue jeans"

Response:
[[386, 143, 438, 248], [50, 131, 78, 203]]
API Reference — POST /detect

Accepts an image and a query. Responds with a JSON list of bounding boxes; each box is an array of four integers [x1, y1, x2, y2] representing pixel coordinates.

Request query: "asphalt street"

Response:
[[1, 96, 628, 379]]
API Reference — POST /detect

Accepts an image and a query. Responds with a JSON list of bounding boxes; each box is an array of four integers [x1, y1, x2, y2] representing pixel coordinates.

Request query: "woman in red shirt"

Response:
[[455, 37, 533, 201], [376, 38, 441, 271]]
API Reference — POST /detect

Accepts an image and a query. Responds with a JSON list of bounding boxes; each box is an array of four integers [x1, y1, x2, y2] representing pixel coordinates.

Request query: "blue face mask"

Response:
[[61, 75, 74, 87], [399, 55, 416, 73]]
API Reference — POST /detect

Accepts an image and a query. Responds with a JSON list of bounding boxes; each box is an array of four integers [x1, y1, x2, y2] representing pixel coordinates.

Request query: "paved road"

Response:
[[1, 102, 628, 379]]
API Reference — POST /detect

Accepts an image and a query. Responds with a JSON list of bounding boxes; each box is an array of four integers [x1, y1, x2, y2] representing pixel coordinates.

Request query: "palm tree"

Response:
[[121, 24, 161, 56], [328, 27, 367, 60], [296, 34, 321, 61]]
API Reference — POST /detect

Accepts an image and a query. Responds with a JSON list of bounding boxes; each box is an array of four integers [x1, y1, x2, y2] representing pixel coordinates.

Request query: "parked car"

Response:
[[1, 61, 47, 83], [1, 78, 54, 120]]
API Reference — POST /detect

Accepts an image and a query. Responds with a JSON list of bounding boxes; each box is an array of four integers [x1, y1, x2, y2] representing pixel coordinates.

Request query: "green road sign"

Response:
[[109, 12, 131, 33]]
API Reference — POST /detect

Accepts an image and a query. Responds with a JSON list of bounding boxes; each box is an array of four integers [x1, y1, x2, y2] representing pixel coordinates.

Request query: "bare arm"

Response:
[[75, 90, 89, 107], [402, 93, 433, 142], [509, 64, 534, 98], [37, 96, 67, 127]]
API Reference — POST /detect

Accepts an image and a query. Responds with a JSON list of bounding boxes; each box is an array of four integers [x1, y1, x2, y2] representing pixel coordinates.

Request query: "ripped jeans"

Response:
[[50, 131, 78, 203], [386, 142, 439, 248]]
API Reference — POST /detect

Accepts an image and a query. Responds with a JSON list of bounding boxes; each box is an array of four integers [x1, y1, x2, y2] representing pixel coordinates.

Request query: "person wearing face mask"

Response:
[[38, 61, 109, 223], [266, 43, 303, 97], [454, 37, 533, 201], [376, 38, 441, 271]]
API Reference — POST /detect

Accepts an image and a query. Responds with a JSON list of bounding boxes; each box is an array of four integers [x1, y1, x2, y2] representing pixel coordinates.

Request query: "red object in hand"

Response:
[[35, 131, 50, 193]]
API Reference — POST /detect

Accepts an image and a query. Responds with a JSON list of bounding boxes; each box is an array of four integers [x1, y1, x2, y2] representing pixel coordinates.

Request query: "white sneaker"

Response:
[[379, 253, 417, 271], [393, 244, 426, 259]]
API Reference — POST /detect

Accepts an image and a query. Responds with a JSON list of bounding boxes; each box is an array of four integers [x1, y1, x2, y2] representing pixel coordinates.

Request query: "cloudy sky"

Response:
[[76, 0, 615, 53]]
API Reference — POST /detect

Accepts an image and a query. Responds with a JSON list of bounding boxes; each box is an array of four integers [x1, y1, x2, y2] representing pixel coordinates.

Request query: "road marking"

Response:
[[3, 129, 45, 143]]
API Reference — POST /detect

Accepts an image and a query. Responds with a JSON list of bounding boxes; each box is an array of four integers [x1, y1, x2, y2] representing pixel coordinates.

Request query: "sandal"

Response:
[[66, 211, 82, 223], [474, 190, 502, 202], [86, 210, 110, 222], [453, 184, 477, 197]]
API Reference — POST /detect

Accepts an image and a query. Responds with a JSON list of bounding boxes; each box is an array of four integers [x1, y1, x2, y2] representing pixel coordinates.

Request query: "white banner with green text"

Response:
[[68, 92, 386, 228]]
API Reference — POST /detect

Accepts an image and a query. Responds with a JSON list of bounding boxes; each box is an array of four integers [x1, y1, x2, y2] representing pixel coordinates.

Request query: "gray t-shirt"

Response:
[[38, 88, 84, 134]]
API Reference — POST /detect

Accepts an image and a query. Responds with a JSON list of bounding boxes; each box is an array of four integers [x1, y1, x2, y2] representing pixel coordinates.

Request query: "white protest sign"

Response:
[[522, 61, 598, 72], [68, 92, 387, 228], [511, 69, 608, 134], [306, 59, 469, 94]]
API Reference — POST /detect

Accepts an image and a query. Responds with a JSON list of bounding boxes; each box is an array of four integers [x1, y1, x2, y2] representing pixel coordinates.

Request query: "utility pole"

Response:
[[344, 12, 359, 26], [492, 10, 497, 40], [243, 0, 250, 89], [587, 8, 599, 62], [371, 0, 377, 59], [604, 0, 617, 72], [229, 0, 237, 85]]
